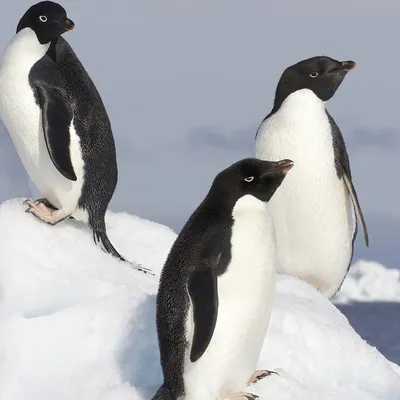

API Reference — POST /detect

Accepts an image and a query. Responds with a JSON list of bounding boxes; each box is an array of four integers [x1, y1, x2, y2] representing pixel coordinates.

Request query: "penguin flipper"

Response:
[[342, 169, 369, 247], [188, 260, 218, 362], [326, 110, 369, 247], [35, 85, 77, 181]]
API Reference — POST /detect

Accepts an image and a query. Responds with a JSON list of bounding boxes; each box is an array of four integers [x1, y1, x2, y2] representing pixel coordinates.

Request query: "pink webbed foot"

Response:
[[24, 199, 71, 225], [247, 369, 278, 385], [34, 198, 58, 211]]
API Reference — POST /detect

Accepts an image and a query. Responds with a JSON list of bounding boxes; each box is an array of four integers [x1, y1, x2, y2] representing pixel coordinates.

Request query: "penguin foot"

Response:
[[247, 369, 278, 385], [225, 392, 259, 400], [33, 198, 58, 211], [24, 199, 71, 225], [25, 199, 54, 214]]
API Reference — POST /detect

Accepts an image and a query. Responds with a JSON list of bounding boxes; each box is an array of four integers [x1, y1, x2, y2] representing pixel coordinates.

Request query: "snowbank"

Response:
[[0, 198, 399, 400], [334, 260, 400, 304]]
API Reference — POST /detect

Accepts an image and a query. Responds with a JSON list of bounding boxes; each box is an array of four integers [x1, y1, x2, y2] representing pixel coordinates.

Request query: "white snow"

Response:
[[0, 198, 399, 400], [334, 260, 400, 304]]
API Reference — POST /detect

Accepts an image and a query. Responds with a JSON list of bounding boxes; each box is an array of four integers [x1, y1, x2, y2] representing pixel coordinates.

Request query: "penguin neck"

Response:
[[207, 192, 269, 216], [274, 89, 327, 119], [232, 195, 268, 216], [271, 88, 326, 116], [1, 28, 50, 69]]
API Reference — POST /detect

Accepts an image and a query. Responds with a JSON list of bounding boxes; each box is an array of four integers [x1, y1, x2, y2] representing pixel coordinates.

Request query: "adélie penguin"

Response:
[[0, 1, 152, 273], [255, 56, 369, 299], [153, 157, 294, 400]]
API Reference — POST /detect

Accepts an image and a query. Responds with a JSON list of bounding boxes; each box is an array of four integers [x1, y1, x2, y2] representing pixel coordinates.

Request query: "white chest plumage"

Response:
[[255, 89, 355, 298], [184, 195, 277, 400], [0, 28, 85, 215]]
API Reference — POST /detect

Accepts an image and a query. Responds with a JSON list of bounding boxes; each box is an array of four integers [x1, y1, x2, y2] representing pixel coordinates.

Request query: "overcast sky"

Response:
[[0, 0, 399, 267]]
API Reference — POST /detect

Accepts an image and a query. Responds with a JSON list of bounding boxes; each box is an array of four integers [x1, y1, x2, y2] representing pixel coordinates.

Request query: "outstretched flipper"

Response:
[[342, 168, 369, 247], [35, 84, 77, 181]]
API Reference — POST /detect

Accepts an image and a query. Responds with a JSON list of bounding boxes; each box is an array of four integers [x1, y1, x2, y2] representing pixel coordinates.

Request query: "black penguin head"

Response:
[[209, 158, 293, 208], [273, 56, 355, 110], [16, 1, 74, 44]]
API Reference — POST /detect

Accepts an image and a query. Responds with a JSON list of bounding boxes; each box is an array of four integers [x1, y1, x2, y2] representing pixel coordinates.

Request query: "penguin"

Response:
[[0, 2, 151, 273], [153, 157, 294, 400], [254, 56, 369, 299]]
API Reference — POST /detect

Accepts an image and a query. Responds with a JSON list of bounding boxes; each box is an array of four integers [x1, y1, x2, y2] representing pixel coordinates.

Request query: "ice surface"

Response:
[[334, 260, 400, 304], [0, 199, 399, 400]]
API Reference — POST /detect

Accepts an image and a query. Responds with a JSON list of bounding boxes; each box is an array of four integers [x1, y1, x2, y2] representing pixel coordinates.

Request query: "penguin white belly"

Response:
[[255, 89, 355, 297], [184, 196, 277, 400], [0, 29, 85, 217]]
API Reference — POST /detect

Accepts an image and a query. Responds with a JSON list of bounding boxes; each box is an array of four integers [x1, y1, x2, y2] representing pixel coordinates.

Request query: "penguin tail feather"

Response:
[[93, 230, 127, 262], [92, 230, 156, 275], [152, 385, 176, 400]]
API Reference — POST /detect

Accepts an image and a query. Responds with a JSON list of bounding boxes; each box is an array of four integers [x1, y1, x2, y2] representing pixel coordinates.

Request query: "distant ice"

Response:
[[0, 199, 399, 400], [334, 260, 400, 304]]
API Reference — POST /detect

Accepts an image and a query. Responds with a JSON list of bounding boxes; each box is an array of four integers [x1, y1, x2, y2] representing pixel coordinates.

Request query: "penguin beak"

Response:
[[64, 18, 75, 31], [338, 60, 356, 71], [261, 159, 294, 177]]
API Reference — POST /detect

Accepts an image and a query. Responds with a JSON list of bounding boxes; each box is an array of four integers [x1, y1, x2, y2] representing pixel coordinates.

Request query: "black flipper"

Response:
[[326, 110, 369, 247], [188, 263, 218, 362], [342, 167, 369, 247], [187, 235, 231, 362], [36, 85, 77, 181]]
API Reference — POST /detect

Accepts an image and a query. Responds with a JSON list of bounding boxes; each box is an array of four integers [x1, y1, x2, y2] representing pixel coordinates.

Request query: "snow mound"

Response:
[[334, 260, 400, 304], [0, 198, 399, 400]]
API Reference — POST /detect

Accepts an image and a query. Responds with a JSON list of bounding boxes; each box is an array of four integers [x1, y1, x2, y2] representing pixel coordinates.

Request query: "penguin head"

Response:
[[16, 1, 74, 45], [273, 56, 355, 108], [210, 158, 293, 207]]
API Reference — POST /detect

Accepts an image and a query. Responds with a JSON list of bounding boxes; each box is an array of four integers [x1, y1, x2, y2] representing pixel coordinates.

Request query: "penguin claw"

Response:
[[34, 198, 58, 210], [248, 369, 278, 385], [225, 392, 259, 400], [24, 199, 71, 225], [24, 199, 34, 208], [24, 198, 57, 211]]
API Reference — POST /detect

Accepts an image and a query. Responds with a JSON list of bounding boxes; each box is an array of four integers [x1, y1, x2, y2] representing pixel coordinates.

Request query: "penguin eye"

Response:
[[244, 176, 254, 183], [309, 72, 319, 78], [39, 15, 48, 23]]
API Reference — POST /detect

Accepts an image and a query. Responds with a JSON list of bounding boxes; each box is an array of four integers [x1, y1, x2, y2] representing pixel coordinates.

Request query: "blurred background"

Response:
[[0, 0, 399, 269]]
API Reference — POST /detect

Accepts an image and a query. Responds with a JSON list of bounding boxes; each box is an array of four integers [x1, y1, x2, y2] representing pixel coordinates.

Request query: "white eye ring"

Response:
[[309, 72, 319, 78], [244, 176, 254, 183], [39, 15, 48, 23]]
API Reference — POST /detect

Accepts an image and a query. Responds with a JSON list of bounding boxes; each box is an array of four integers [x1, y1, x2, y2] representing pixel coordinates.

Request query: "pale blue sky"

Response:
[[0, 0, 399, 266]]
